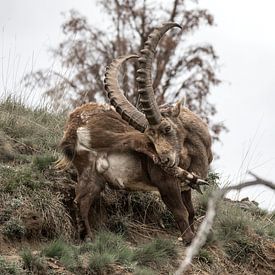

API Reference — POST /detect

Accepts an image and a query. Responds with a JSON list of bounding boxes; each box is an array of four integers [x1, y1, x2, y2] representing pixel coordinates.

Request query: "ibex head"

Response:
[[104, 22, 184, 167]]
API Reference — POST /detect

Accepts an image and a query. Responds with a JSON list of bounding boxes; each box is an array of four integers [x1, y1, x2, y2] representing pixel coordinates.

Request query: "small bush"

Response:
[[133, 238, 177, 266], [216, 205, 251, 242], [89, 252, 116, 273], [92, 231, 132, 261], [266, 223, 275, 238], [42, 239, 80, 271], [20, 249, 46, 273], [0, 257, 20, 274], [42, 239, 72, 258], [212, 202, 271, 264], [0, 208, 12, 223], [87, 231, 133, 272], [82, 232, 178, 273], [225, 237, 261, 263], [196, 248, 213, 264], [2, 218, 26, 239]]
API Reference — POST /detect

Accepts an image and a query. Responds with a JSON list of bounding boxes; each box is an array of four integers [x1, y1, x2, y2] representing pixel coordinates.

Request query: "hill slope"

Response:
[[0, 98, 274, 274]]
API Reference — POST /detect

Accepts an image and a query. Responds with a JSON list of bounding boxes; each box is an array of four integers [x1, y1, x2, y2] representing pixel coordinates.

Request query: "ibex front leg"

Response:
[[149, 165, 194, 245]]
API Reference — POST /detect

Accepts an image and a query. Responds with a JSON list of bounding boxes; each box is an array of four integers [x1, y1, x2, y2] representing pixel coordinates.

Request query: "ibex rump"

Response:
[[57, 23, 213, 244]]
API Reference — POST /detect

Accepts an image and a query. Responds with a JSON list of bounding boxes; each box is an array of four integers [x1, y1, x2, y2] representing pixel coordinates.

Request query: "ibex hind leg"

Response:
[[75, 167, 104, 241]]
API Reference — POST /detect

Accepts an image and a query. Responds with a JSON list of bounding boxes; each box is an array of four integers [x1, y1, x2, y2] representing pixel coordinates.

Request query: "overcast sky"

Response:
[[0, 0, 274, 210]]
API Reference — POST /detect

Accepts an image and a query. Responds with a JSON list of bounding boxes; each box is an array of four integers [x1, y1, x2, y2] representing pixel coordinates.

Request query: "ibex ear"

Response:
[[172, 97, 185, 117]]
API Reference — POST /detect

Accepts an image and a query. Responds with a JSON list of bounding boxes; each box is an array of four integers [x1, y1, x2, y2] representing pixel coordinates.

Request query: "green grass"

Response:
[[85, 231, 133, 272], [207, 200, 274, 264], [0, 97, 74, 240], [0, 165, 44, 193], [41, 233, 167, 274], [224, 237, 261, 263], [0, 257, 20, 275], [32, 154, 57, 171], [194, 178, 275, 266], [266, 222, 275, 238], [195, 172, 220, 215], [42, 239, 80, 271], [216, 206, 251, 241], [196, 248, 213, 264], [0, 96, 65, 153], [88, 252, 117, 272], [1, 96, 274, 273], [133, 266, 156, 275], [132, 238, 177, 266], [207, 172, 220, 187], [0, 183, 74, 239], [20, 249, 46, 273], [79, 231, 178, 273]]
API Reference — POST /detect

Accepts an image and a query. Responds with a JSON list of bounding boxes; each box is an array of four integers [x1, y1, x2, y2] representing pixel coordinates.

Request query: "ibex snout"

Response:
[[159, 152, 177, 168]]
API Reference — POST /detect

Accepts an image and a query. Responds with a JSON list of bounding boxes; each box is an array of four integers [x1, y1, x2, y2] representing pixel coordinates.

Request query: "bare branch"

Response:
[[175, 176, 275, 274]]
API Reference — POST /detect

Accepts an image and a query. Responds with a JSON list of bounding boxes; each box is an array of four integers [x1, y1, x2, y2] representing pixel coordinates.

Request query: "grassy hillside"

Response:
[[0, 98, 274, 274]]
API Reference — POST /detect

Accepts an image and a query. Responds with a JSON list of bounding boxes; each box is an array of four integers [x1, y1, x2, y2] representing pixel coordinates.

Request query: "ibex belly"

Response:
[[99, 152, 158, 192], [97, 152, 190, 192]]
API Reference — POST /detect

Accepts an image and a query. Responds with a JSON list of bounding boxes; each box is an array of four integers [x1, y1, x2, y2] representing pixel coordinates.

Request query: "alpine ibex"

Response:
[[57, 22, 213, 244]]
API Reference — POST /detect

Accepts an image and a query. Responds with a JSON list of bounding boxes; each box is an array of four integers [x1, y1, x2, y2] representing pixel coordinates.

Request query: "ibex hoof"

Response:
[[188, 173, 209, 194], [193, 184, 203, 194], [85, 237, 92, 243], [197, 178, 209, 186], [85, 234, 94, 242], [178, 231, 194, 246]]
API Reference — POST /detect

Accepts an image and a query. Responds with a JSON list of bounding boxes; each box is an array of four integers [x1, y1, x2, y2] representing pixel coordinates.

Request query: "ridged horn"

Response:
[[104, 54, 148, 132], [136, 22, 182, 125]]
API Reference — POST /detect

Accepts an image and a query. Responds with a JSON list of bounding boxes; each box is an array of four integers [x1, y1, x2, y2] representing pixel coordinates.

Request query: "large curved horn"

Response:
[[136, 22, 182, 125], [104, 54, 148, 132]]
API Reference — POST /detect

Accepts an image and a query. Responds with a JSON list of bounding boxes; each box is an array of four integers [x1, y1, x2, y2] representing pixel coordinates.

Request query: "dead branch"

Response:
[[175, 173, 275, 274]]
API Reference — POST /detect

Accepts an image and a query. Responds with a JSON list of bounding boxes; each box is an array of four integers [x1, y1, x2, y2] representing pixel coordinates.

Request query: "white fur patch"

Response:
[[76, 127, 91, 152], [96, 155, 109, 173]]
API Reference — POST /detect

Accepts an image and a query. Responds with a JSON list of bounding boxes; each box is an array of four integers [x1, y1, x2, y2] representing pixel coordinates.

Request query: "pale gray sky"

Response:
[[0, 0, 274, 210]]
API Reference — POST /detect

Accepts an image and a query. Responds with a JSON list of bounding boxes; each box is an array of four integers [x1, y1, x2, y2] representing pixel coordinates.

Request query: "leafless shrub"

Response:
[[23, 0, 227, 142]]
